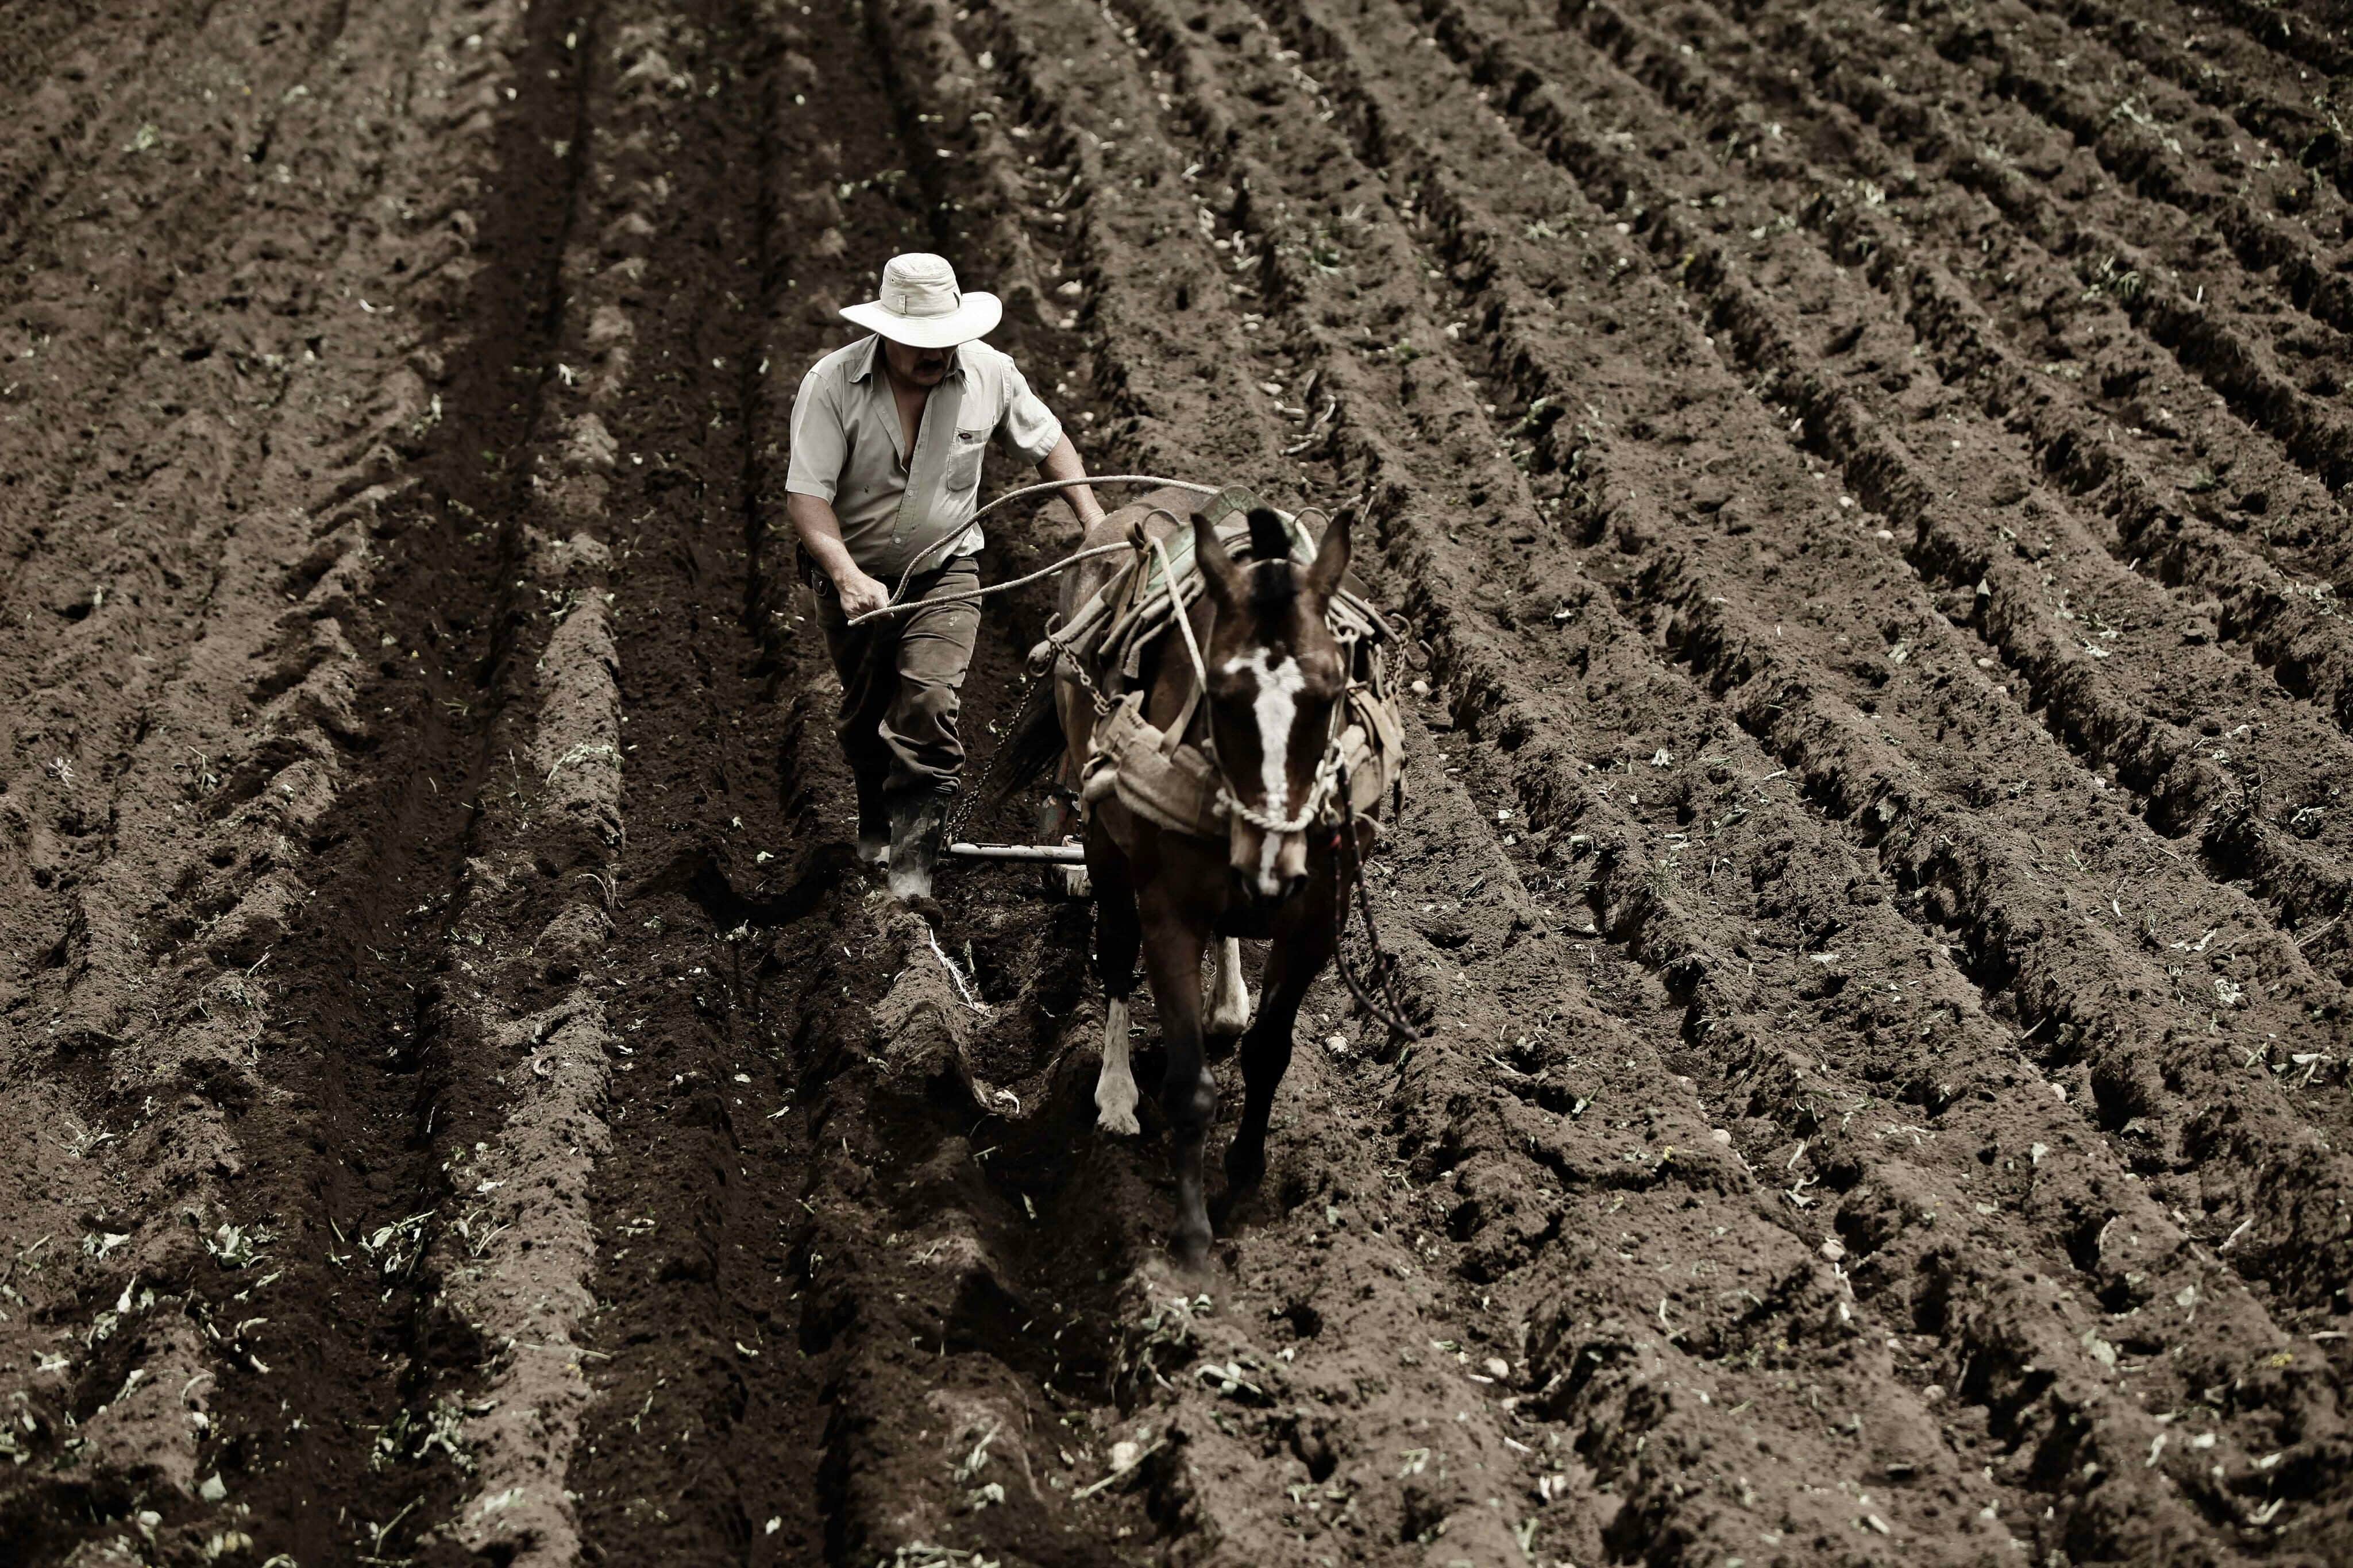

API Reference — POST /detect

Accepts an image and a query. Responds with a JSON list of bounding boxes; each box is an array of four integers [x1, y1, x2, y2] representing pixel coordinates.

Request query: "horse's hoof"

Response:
[[1224, 1141, 1266, 1192], [1205, 1003, 1253, 1038], [1095, 1096, 1141, 1137]]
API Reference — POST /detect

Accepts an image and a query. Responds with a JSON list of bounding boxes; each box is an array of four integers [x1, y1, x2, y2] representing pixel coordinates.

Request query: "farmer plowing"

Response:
[[790, 254, 1415, 1264], [28, 1, 2351, 1555], [784, 251, 1107, 907]]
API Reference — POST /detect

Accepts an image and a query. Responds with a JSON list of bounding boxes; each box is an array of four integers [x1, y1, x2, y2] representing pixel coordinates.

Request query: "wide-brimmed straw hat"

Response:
[[839, 253, 1002, 350]]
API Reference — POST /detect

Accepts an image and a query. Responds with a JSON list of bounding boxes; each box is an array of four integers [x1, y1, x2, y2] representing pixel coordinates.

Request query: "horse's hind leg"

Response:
[[1204, 937, 1252, 1041], [1090, 829, 1143, 1136], [1225, 899, 1333, 1193], [1137, 889, 1214, 1266]]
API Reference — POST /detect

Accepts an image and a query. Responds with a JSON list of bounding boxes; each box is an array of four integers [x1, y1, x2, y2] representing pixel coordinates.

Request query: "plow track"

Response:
[[3, 0, 2349, 1563]]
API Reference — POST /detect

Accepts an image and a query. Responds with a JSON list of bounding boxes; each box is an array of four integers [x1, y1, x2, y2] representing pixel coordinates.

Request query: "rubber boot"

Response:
[[886, 789, 950, 908], [855, 775, 891, 869]]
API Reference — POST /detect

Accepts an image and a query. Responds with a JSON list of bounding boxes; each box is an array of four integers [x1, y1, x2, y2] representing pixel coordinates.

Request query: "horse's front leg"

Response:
[[1137, 887, 1214, 1267], [1225, 876, 1335, 1192], [1204, 937, 1253, 1042], [1089, 817, 1143, 1136]]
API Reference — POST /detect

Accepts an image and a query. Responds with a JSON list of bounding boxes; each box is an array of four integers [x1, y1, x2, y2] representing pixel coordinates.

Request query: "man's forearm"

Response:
[[1039, 435, 1104, 527], [786, 493, 863, 583]]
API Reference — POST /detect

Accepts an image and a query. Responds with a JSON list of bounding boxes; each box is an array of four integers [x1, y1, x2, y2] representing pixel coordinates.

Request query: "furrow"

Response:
[[1692, 0, 2353, 607], [556, 1, 1105, 1561], [1889, 0, 2353, 341], [1012, 0, 2288, 1554], [1527, 0, 2353, 837], [1181, 0, 2353, 1548], [1409, 0, 2353, 1060], [171, 1, 617, 1559], [2201, 0, 2353, 79], [2004, 0, 2353, 211], [0, 0, 613, 1558]]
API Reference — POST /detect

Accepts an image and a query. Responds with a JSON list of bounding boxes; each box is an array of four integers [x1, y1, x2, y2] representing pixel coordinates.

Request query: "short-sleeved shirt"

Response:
[[784, 334, 1064, 577]]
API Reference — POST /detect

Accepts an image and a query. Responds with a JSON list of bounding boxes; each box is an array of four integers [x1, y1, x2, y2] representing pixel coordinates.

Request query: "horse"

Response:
[[1038, 489, 1362, 1268]]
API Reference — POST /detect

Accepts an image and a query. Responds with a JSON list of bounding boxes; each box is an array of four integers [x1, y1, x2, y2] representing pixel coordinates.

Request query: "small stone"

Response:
[[1326, 1033, 1349, 1055], [1109, 1439, 1141, 1473], [1484, 1357, 1511, 1380], [1820, 1237, 1847, 1262], [198, 1474, 227, 1503], [1410, 678, 1431, 697], [1710, 1127, 1732, 1145]]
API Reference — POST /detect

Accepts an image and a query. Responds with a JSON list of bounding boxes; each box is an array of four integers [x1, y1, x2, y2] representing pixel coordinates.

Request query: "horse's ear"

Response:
[[1303, 507, 1352, 598], [1192, 509, 1244, 609]]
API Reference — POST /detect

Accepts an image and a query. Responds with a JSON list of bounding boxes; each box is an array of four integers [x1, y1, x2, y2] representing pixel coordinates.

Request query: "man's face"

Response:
[[883, 337, 955, 388]]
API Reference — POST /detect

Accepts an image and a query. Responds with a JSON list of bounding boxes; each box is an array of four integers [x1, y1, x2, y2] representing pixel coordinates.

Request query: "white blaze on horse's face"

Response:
[[1221, 647, 1311, 899]]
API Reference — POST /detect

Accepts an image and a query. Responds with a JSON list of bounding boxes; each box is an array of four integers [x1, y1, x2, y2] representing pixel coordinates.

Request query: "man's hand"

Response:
[[784, 494, 893, 617], [833, 565, 892, 619]]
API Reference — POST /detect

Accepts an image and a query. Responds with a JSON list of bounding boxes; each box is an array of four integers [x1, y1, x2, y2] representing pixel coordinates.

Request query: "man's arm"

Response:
[[784, 368, 892, 617], [786, 492, 892, 618], [1037, 433, 1105, 531]]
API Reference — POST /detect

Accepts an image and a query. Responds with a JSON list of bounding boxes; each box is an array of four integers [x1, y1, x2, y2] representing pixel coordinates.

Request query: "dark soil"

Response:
[[4, 0, 2350, 1563]]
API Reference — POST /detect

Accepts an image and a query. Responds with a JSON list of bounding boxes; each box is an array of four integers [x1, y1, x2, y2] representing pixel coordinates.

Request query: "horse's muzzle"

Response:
[[1229, 816, 1311, 910], [1232, 863, 1309, 910]]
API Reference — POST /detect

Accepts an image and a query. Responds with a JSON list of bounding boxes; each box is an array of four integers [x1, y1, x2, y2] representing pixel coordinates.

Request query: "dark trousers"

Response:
[[816, 556, 981, 806]]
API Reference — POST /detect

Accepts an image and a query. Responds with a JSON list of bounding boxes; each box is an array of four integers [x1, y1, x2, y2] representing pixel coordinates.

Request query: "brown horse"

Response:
[[1050, 491, 1357, 1267]]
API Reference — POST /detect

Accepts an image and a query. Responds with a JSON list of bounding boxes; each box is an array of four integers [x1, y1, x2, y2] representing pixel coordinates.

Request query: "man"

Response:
[[785, 253, 1104, 905]]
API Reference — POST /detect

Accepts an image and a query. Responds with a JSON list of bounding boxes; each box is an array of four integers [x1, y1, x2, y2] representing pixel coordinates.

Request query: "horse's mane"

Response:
[[1240, 506, 1297, 613], [1244, 507, 1291, 562]]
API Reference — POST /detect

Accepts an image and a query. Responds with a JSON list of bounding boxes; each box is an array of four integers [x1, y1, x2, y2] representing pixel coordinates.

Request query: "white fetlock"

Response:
[[1095, 995, 1140, 1136], [1205, 937, 1253, 1036]]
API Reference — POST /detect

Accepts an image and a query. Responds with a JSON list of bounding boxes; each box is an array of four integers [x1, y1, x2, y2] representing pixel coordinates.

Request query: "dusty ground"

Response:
[[5, 0, 2353, 1562]]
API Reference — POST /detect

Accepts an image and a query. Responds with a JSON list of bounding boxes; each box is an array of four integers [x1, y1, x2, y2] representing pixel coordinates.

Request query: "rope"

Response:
[[1329, 759, 1428, 1043], [873, 474, 1223, 613], [1148, 530, 1215, 715], [1222, 741, 1341, 835], [843, 540, 1136, 627]]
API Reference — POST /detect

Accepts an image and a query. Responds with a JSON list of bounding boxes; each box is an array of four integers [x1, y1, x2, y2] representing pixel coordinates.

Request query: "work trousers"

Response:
[[816, 556, 981, 804]]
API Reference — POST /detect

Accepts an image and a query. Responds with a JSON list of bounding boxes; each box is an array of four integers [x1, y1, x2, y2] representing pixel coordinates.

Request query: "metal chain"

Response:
[[945, 692, 1021, 844], [945, 643, 1110, 845]]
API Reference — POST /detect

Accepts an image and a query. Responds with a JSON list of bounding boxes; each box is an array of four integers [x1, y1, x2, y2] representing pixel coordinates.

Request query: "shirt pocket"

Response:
[[945, 427, 988, 493]]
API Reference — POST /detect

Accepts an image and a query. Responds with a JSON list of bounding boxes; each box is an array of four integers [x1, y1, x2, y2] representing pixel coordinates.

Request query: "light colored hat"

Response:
[[839, 253, 1002, 349]]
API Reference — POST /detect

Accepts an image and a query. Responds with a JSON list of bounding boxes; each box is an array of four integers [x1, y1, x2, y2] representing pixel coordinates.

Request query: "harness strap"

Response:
[[1159, 678, 1203, 760], [1150, 531, 1216, 720]]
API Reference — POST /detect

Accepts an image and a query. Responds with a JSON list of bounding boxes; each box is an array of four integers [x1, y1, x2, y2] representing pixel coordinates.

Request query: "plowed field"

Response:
[[6, 0, 2353, 1562]]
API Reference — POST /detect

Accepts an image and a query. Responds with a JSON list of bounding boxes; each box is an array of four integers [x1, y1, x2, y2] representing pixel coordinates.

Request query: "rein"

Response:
[[1329, 758, 1427, 1044], [848, 474, 1222, 627]]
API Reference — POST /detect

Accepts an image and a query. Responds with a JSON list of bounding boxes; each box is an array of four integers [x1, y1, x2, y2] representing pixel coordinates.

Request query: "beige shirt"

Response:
[[784, 334, 1064, 577]]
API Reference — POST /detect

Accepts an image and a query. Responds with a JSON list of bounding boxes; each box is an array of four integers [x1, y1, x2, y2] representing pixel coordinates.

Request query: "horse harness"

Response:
[[1027, 488, 1408, 852]]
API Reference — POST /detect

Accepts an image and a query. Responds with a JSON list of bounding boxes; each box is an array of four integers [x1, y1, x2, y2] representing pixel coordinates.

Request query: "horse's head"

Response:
[[1193, 504, 1352, 907]]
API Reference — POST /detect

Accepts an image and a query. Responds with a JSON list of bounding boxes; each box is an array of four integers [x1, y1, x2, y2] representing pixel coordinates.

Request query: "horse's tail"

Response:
[[985, 671, 1069, 810]]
